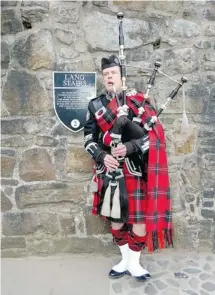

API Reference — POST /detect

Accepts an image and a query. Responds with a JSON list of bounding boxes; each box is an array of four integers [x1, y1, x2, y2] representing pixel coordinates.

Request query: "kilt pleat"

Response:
[[92, 162, 147, 224]]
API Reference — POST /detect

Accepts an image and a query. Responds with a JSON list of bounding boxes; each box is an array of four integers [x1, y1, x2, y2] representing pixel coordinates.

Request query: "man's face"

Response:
[[102, 66, 122, 93]]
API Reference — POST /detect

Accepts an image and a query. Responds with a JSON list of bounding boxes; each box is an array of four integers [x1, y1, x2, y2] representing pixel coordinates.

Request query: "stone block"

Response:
[[54, 149, 67, 171], [202, 201, 214, 208], [204, 24, 215, 36], [152, 1, 184, 14], [2, 211, 40, 236], [181, 158, 202, 190], [1, 190, 13, 212], [59, 216, 76, 234], [1, 155, 15, 177], [39, 212, 59, 235], [1, 8, 23, 35], [52, 236, 116, 254], [59, 46, 79, 59], [204, 62, 215, 71], [201, 138, 215, 147], [171, 19, 200, 38], [1, 1, 17, 6], [1, 119, 27, 134], [190, 204, 195, 213], [4, 187, 13, 196], [55, 58, 95, 72], [164, 48, 199, 75], [50, 2, 81, 24], [198, 220, 214, 240], [203, 190, 215, 199], [66, 147, 93, 173], [67, 131, 85, 146], [210, 87, 215, 100], [173, 217, 191, 249], [55, 26, 84, 46], [26, 237, 54, 255], [126, 45, 153, 62], [111, 0, 152, 16], [21, 1, 49, 9], [205, 154, 215, 164], [1, 100, 9, 118], [21, 7, 49, 24], [19, 148, 56, 181], [11, 29, 55, 70], [24, 117, 56, 135], [83, 11, 148, 51], [205, 52, 215, 63], [1, 249, 26, 258], [93, 1, 108, 7], [35, 136, 59, 147], [201, 209, 215, 219], [174, 133, 196, 155], [2, 70, 51, 116], [51, 124, 73, 136], [184, 192, 195, 203], [1, 41, 10, 69], [1, 237, 26, 249], [205, 170, 215, 182], [15, 182, 85, 209], [1, 135, 34, 147], [199, 145, 215, 154], [86, 214, 110, 235], [1, 149, 15, 157], [202, 7, 215, 21], [1, 179, 18, 186], [194, 40, 214, 49], [199, 124, 215, 138], [182, 6, 198, 19]]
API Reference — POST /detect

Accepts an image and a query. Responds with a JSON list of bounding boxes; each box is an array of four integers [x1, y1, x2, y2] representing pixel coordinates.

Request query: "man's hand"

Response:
[[104, 154, 119, 171], [112, 144, 127, 158]]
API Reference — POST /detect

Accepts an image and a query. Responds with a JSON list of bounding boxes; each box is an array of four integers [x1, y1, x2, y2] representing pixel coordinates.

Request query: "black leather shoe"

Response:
[[108, 269, 127, 279], [135, 275, 148, 282], [126, 271, 151, 281], [143, 273, 151, 278]]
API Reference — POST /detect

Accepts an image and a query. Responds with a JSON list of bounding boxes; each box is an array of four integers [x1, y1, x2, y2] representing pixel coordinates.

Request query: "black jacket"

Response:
[[84, 93, 148, 176]]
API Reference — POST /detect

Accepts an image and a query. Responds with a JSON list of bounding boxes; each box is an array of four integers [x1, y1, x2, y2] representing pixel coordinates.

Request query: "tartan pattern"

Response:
[[128, 230, 147, 251], [91, 92, 173, 251], [124, 163, 147, 223], [92, 163, 148, 224], [110, 224, 129, 246], [127, 94, 172, 235], [95, 98, 118, 132]]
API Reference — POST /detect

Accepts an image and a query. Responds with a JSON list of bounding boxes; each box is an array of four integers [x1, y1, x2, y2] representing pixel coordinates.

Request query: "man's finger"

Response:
[[106, 159, 118, 166], [113, 147, 124, 152]]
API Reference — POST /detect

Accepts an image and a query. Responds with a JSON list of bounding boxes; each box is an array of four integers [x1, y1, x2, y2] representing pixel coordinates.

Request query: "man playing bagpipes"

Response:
[[84, 54, 173, 281], [84, 13, 187, 283]]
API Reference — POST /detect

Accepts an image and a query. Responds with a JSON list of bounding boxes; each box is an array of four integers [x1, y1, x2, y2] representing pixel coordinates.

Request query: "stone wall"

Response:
[[1, 0, 215, 257]]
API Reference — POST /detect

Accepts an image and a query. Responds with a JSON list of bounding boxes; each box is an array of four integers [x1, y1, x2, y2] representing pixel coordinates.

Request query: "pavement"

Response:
[[1, 249, 215, 295]]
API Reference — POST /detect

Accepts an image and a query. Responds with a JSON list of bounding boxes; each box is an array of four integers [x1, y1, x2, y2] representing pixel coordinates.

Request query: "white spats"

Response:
[[127, 249, 150, 277], [112, 244, 129, 272]]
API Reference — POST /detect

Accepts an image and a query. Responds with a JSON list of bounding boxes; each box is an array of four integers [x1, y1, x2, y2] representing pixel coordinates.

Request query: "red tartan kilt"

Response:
[[92, 163, 148, 224]]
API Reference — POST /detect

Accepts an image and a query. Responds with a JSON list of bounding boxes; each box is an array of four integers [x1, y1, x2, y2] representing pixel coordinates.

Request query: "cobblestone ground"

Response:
[[2, 250, 215, 295], [109, 250, 215, 295]]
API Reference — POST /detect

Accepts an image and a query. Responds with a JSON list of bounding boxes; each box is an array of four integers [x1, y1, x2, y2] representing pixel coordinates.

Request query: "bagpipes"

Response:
[[99, 12, 187, 222]]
